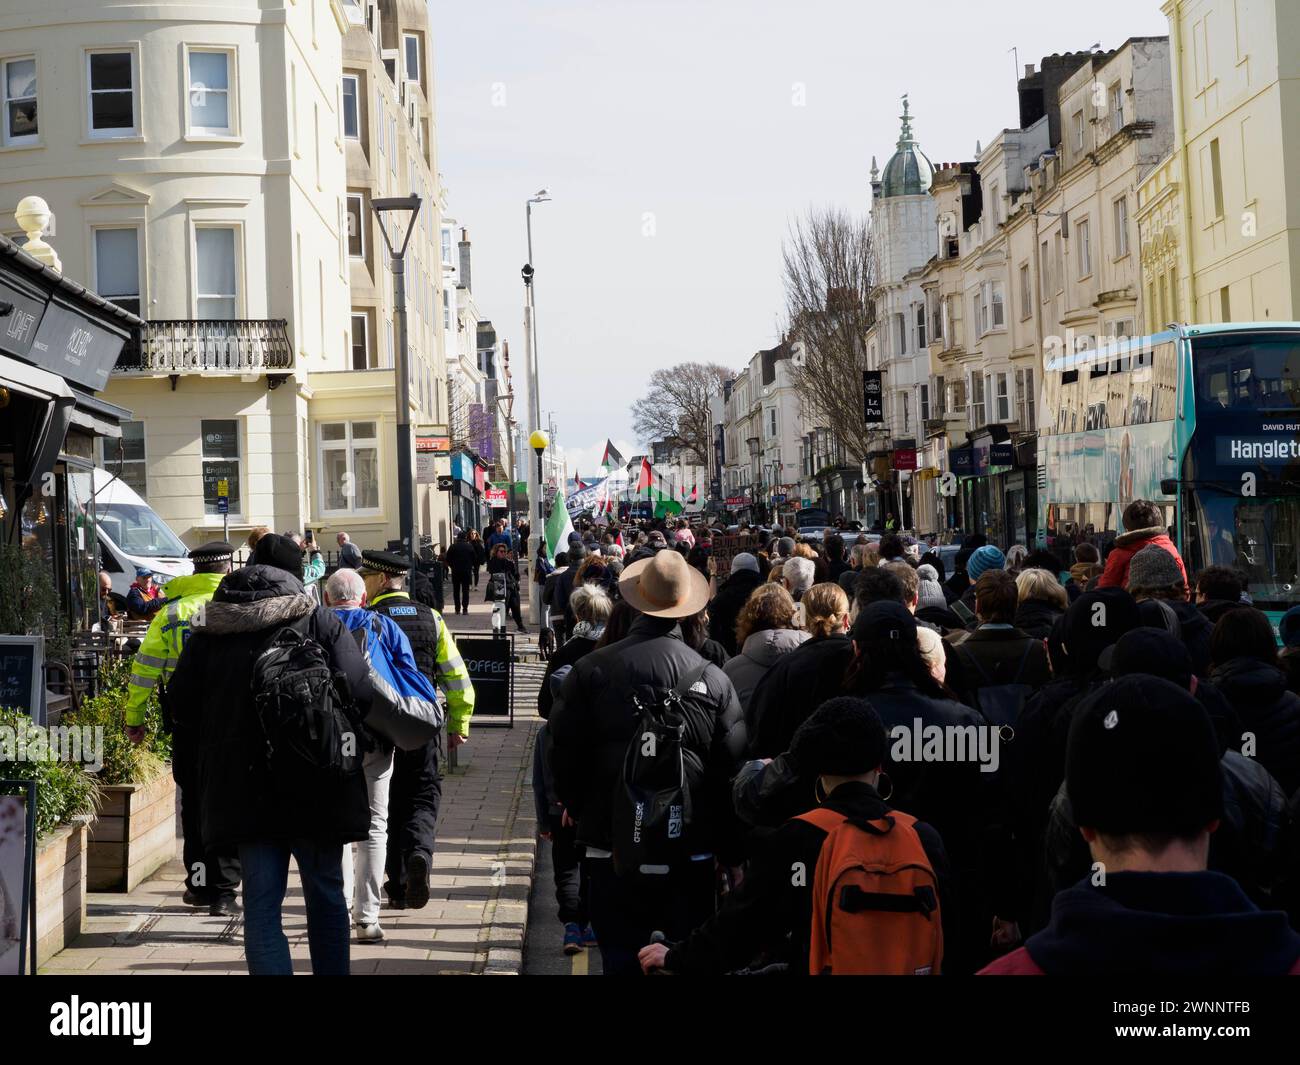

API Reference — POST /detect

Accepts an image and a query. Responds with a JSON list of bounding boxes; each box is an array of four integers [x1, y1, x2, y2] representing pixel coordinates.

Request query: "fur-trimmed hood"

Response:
[[1114, 525, 1165, 547], [193, 564, 315, 635]]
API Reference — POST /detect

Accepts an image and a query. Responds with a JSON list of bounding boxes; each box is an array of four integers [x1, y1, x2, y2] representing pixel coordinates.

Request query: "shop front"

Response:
[[956, 427, 1035, 548], [449, 450, 488, 534], [1, 234, 140, 647]]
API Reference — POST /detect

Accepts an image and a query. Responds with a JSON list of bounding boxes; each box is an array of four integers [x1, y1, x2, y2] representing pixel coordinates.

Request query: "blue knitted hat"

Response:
[[966, 544, 1006, 581]]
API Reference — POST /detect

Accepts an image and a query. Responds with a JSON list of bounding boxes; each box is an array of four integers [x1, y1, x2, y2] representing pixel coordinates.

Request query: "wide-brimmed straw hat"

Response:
[[618, 549, 710, 618]]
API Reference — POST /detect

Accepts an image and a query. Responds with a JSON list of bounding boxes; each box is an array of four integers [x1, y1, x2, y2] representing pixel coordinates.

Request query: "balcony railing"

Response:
[[115, 319, 294, 373]]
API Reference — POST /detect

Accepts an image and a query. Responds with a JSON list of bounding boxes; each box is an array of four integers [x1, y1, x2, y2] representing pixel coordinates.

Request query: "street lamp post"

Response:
[[372, 195, 422, 567], [528, 428, 549, 627], [523, 189, 550, 617]]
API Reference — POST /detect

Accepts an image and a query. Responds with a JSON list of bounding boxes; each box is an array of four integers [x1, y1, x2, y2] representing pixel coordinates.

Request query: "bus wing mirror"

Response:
[[1160, 478, 1179, 496]]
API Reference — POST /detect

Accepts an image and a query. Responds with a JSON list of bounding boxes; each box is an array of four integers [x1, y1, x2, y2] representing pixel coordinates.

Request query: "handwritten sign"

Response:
[[0, 637, 44, 725]]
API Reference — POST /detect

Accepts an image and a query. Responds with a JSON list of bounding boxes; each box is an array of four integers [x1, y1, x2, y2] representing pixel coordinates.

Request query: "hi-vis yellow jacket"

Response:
[[124, 572, 225, 727]]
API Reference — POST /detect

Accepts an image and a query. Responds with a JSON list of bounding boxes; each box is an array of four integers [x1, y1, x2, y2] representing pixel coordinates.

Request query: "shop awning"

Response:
[[69, 390, 132, 439]]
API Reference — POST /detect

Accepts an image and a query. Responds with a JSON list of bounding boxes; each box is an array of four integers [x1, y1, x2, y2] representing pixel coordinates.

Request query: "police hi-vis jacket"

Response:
[[124, 571, 225, 727]]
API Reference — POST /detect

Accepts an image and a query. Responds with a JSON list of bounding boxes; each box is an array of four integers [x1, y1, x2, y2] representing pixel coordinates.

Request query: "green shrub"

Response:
[[93, 655, 172, 764], [0, 707, 100, 839], [65, 688, 165, 787]]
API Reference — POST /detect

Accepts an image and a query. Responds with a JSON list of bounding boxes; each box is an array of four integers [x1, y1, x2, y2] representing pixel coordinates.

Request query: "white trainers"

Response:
[[355, 922, 386, 943]]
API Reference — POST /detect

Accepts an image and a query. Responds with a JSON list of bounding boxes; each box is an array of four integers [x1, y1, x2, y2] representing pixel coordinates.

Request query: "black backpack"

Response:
[[252, 620, 361, 781], [960, 639, 1037, 730], [611, 659, 711, 877]]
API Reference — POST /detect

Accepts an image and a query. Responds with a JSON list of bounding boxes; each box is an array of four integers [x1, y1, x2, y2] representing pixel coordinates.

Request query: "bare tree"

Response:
[[630, 361, 733, 466], [782, 206, 881, 464]]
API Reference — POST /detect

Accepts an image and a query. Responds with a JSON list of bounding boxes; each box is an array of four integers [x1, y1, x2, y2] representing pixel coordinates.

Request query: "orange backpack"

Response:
[[795, 806, 943, 975]]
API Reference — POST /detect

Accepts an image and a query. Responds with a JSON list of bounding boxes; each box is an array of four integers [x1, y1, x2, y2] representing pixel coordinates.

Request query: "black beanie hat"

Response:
[[850, 599, 917, 650], [1066, 675, 1222, 836], [1061, 587, 1141, 674], [789, 697, 888, 777], [1109, 627, 1193, 687], [251, 532, 304, 576]]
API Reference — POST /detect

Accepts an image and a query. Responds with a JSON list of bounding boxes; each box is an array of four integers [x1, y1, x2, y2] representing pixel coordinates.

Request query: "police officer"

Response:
[[124, 541, 242, 916], [361, 550, 476, 909]]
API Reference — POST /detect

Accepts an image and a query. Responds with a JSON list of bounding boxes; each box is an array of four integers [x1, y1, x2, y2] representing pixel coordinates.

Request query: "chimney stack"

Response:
[[457, 230, 471, 291]]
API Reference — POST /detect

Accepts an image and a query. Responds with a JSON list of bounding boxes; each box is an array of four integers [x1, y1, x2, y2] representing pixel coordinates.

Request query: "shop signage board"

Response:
[[862, 371, 885, 425], [0, 636, 44, 725]]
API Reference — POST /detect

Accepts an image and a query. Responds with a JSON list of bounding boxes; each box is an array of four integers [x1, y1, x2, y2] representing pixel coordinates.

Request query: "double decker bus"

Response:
[[1037, 323, 1300, 631]]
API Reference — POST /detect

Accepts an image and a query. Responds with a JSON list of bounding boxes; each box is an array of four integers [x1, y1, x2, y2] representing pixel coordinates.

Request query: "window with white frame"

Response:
[[915, 303, 926, 349], [98, 420, 147, 499], [93, 228, 141, 316], [319, 421, 380, 515], [930, 293, 942, 344], [201, 419, 241, 516], [894, 312, 906, 356], [1109, 82, 1123, 123], [1113, 195, 1129, 257], [195, 226, 238, 319], [389, 117, 397, 174], [949, 376, 966, 414], [1019, 263, 1031, 319], [990, 280, 1005, 328], [968, 372, 986, 427], [920, 383, 930, 422], [3, 56, 38, 144], [994, 371, 1011, 421], [767, 407, 777, 438], [350, 311, 373, 369], [346, 193, 365, 258], [342, 74, 359, 138], [973, 292, 984, 336], [187, 49, 233, 135], [1073, 110, 1085, 151], [1077, 218, 1092, 276], [87, 49, 136, 136], [404, 34, 420, 82], [934, 375, 946, 416]]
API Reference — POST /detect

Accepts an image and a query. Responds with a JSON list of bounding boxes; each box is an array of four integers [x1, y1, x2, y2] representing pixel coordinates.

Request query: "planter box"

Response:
[[35, 822, 87, 966], [87, 773, 177, 893]]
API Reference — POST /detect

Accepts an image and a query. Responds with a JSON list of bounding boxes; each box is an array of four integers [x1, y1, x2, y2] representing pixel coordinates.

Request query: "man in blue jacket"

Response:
[[324, 567, 438, 943]]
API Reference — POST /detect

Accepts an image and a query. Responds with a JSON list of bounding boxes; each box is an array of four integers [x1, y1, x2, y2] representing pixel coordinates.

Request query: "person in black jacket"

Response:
[[538, 584, 609, 720], [468, 530, 486, 589], [746, 582, 853, 757], [487, 543, 526, 632], [1126, 544, 1213, 676], [1012, 567, 1068, 639], [164, 534, 374, 975], [945, 571, 1051, 712], [444, 531, 476, 615], [1211, 607, 1300, 797], [1041, 627, 1291, 917], [639, 698, 951, 975], [1007, 588, 1141, 932], [706, 552, 764, 657], [549, 551, 747, 976]]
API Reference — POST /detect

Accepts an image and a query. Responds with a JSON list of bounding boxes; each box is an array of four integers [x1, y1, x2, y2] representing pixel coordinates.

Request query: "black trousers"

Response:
[[584, 857, 716, 976], [505, 591, 525, 629], [549, 818, 588, 926], [178, 782, 241, 899], [451, 572, 471, 613], [384, 739, 441, 902], [472, 564, 481, 588]]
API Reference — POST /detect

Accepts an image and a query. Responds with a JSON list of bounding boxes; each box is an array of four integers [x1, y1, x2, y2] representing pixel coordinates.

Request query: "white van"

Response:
[[71, 467, 193, 599]]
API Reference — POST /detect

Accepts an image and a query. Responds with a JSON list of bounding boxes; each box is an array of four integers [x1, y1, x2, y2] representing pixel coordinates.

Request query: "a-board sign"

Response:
[[0, 636, 43, 725], [711, 534, 746, 577], [0, 781, 38, 975], [455, 635, 512, 725]]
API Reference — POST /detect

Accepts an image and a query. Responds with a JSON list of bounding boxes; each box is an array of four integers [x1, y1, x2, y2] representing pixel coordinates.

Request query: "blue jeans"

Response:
[[239, 839, 350, 975]]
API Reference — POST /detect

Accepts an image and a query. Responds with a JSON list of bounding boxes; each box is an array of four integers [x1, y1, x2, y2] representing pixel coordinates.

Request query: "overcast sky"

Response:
[[431, 0, 1169, 478]]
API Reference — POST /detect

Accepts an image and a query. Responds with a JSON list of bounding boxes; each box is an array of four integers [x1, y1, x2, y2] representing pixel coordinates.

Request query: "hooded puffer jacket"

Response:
[[165, 564, 375, 849], [1211, 657, 1300, 796], [723, 627, 810, 712]]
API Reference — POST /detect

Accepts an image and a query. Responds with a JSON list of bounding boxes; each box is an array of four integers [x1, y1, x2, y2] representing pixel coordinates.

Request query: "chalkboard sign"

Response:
[[0, 637, 43, 725], [453, 635, 513, 726]]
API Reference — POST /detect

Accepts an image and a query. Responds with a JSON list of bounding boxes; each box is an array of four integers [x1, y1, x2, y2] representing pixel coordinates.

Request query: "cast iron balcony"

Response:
[[115, 319, 293, 373]]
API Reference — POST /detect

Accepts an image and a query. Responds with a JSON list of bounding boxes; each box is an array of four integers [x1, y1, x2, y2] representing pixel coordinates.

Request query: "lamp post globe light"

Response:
[[371, 195, 422, 566]]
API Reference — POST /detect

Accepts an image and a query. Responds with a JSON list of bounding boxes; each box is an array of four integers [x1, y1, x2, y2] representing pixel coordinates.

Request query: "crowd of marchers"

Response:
[[532, 499, 1300, 975]]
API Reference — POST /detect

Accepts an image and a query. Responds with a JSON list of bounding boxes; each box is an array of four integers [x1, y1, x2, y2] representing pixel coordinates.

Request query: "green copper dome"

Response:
[[879, 96, 934, 198]]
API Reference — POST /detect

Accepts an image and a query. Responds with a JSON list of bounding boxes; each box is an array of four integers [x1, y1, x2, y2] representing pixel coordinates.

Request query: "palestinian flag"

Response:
[[544, 483, 575, 561], [600, 440, 626, 470], [635, 456, 653, 492], [688, 484, 698, 504], [575, 470, 588, 491]]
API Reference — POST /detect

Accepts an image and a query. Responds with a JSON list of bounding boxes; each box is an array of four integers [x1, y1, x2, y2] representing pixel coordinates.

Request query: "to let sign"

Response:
[[486, 487, 508, 508], [893, 448, 918, 472]]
